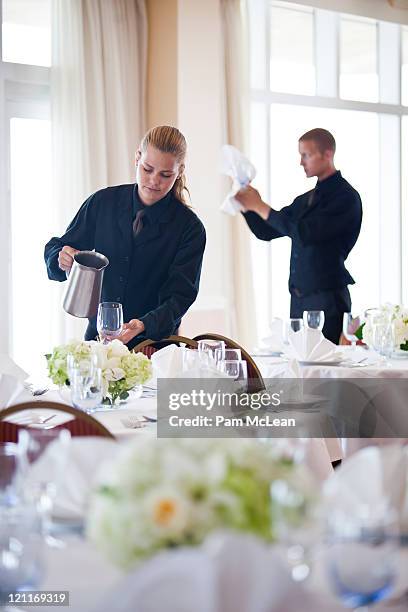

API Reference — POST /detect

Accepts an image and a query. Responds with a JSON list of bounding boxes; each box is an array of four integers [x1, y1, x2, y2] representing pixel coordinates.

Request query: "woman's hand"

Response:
[[235, 185, 271, 220], [120, 319, 145, 345], [58, 245, 80, 272]]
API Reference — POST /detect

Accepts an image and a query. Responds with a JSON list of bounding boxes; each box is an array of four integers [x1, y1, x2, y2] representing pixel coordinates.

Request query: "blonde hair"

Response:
[[140, 125, 191, 206]]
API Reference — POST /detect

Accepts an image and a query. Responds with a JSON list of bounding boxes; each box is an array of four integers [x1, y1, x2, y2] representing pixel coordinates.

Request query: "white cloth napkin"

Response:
[[95, 531, 304, 612], [285, 329, 341, 363], [26, 437, 118, 520], [261, 318, 284, 353], [220, 145, 256, 216], [323, 444, 408, 533], [0, 374, 31, 408], [0, 353, 28, 381]]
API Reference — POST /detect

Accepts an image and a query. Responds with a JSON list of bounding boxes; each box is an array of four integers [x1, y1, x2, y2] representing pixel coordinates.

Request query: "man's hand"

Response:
[[235, 185, 271, 221], [119, 319, 145, 345], [58, 245, 80, 273]]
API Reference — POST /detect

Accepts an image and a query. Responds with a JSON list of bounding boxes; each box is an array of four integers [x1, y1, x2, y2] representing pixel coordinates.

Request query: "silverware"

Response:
[[142, 415, 157, 422], [33, 388, 49, 396], [120, 416, 148, 429]]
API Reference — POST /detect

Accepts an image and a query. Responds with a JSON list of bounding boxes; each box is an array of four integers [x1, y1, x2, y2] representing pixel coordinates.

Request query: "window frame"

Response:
[[249, 0, 408, 337], [0, 0, 50, 354]]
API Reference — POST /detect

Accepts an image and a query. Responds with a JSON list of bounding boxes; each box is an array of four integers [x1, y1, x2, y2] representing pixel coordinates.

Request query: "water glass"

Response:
[[371, 323, 395, 361], [197, 339, 226, 363], [97, 302, 123, 343], [214, 348, 241, 364], [303, 310, 325, 331], [325, 510, 399, 609], [0, 443, 26, 507], [284, 318, 304, 344], [18, 429, 71, 545], [343, 313, 359, 347], [0, 506, 44, 605], [70, 367, 103, 412], [67, 352, 98, 379], [218, 359, 248, 391]]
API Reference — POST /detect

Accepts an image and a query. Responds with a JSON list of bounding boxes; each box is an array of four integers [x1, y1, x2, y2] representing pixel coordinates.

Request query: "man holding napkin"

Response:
[[236, 128, 362, 344]]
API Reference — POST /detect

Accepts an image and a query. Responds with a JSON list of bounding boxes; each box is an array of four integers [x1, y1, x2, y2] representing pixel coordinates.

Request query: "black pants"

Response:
[[290, 287, 351, 344]]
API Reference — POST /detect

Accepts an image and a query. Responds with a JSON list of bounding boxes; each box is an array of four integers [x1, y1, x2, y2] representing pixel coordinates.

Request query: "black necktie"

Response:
[[307, 189, 315, 207], [133, 209, 145, 236]]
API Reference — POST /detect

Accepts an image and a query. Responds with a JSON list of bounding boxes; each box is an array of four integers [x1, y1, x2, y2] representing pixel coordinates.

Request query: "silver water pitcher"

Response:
[[63, 251, 109, 318]]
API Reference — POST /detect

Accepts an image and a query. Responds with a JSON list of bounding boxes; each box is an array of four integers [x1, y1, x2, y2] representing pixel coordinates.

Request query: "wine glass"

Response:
[[70, 367, 103, 413], [325, 509, 399, 610], [371, 323, 395, 364], [97, 302, 123, 343], [18, 429, 71, 547], [303, 310, 325, 331], [284, 318, 304, 345], [343, 313, 359, 348], [0, 505, 44, 608]]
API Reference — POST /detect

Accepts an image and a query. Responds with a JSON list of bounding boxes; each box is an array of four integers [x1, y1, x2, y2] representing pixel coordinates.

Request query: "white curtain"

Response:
[[220, 0, 257, 349], [51, 0, 147, 342]]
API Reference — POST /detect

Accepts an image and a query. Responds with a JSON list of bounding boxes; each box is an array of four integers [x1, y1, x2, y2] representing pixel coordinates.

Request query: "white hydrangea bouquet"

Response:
[[86, 438, 312, 569], [361, 304, 408, 351], [46, 339, 152, 404]]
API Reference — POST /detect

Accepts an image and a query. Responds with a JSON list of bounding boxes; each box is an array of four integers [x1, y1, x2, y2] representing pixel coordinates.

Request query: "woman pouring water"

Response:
[[44, 125, 206, 349]]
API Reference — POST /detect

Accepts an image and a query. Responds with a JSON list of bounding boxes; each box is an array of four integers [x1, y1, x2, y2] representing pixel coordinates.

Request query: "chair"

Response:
[[0, 401, 115, 443], [192, 333, 265, 393], [132, 335, 198, 358]]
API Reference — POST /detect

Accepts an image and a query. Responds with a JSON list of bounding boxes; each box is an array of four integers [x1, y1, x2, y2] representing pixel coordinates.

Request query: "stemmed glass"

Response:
[[217, 360, 248, 391], [18, 429, 71, 547], [343, 313, 359, 348], [197, 340, 226, 366], [0, 443, 26, 507], [325, 509, 399, 611], [371, 323, 395, 364], [284, 318, 304, 345], [303, 310, 325, 331], [97, 302, 123, 343]]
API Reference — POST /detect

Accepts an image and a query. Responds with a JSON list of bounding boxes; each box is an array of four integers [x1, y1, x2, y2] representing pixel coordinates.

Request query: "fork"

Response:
[[120, 416, 148, 429]]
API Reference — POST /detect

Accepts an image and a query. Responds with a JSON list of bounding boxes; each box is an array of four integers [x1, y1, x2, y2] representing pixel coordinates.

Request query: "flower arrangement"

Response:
[[46, 339, 152, 404], [359, 304, 408, 351], [86, 438, 311, 569]]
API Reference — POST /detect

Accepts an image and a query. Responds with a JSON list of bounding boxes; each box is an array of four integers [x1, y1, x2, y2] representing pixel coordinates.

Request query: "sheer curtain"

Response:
[[220, 0, 257, 349], [51, 0, 147, 342]]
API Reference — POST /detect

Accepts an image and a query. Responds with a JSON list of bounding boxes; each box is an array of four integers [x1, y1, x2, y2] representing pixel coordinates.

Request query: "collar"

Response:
[[132, 185, 173, 223], [315, 170, 342, 195]]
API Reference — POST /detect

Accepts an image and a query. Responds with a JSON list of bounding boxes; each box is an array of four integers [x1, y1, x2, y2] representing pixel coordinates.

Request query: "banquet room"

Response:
[[1, 0, 408, 610]]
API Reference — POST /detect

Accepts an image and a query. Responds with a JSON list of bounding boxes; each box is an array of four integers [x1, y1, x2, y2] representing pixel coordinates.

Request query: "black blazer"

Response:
[[44, 184, 206, 346], [243, 171, 362, 296]]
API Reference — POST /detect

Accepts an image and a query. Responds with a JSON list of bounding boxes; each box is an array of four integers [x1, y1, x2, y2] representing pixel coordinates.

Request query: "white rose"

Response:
[[108, 339, 130, 358], [143, 486, 193, 537], [105, 367, 125, 382]]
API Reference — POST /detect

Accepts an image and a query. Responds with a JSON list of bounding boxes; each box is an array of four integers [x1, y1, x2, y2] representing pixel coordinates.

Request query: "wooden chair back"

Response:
[[132, 335, 198, 358], [0, 401, 115, 443]]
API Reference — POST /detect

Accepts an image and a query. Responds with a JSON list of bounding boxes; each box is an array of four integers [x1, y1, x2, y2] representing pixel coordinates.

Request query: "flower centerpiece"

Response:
[[359, 304, 408, 351], [86, 438, 314, 569], [46, 339, 152, 404]]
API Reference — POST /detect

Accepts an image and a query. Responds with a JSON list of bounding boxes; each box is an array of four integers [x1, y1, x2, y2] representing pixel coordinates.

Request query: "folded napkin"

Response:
[[25, 437, 118, 520], [323, 444, 408, 533], [0, 354, 28, 381], [220, 145, 256, 216], [285, 329, 341, 362], [95, 531, 303, 612], [261, 318, 284, 353], [151, 345, 185, 379], [0, 373, 31, 408]]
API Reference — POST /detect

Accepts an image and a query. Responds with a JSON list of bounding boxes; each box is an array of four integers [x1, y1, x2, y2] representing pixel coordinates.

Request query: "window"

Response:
[[1, 0, 53, 372], [249, 1, 404, 342]]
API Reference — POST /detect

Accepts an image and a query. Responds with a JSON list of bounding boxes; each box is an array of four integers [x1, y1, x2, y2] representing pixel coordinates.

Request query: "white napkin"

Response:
[[0, 354, 28, 381], [286, 329, 341, 362], [323, 444, 408, 533], [220, 145, 256, 216], [261, 318, 284, 353], [151, 345, 185, 379], [95, 531, 301, 612], [0, 373, 31, 408], [26, 437, 118, 520]]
